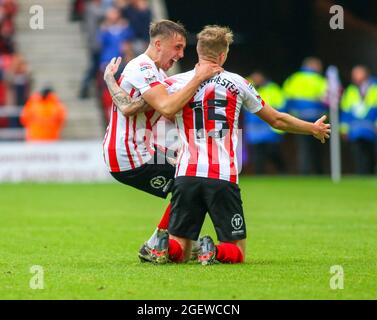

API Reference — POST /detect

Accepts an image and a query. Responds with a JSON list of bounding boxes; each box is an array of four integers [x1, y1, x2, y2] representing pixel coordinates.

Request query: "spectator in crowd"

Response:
[[8, 53, 31, 107], [283, 57, 328, 174], [20, 87, 66, 141], [0, 61, 8, 127], [340, 65, 377, 174], [0, 6, 16, 54], [70, 0, 85, 21], [121, 0, 152, 55], [79, 1, 151, 125], [5, 53, 31, 128], [0, 0, 17, 21], [0, 0, 17, 38], [101, 0, 115, 11], [98, 6, 134, 70], [0, 1, 20, 130], [244, 71, 286, 174], [0, 54, 9, 106], [79, 0, 105, 99], [97, 6, 134, 124]]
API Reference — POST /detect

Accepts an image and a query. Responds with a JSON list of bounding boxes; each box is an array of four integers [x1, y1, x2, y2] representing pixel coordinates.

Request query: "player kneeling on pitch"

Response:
[[106, 25, 331, 265], [155, 25, 331, 265]]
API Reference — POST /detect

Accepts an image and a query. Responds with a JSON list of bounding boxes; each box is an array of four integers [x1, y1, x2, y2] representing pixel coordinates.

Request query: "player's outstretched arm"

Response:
[[142, 63, 223, 119], [256, 103, 331, 143], [104, 57, 151, 117]]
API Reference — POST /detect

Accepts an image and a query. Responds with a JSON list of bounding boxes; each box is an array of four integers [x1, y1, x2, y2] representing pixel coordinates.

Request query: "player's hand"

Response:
[[194, 62, 223, 82], [104, 57, 122, 81], [312, 115, 331, 143]]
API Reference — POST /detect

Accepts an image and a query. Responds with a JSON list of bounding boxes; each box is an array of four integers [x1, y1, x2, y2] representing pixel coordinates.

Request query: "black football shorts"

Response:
[[169, 176, 246, 242], [110, 147, 175, 199]]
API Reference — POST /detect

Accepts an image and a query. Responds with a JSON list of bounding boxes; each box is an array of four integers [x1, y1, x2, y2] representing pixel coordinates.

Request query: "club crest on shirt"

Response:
[[142, 68, 157, 84]]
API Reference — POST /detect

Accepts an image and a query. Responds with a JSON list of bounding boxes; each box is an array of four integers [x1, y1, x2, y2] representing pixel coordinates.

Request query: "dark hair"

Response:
[[41, 87, 53, 98], [149, 20, 187, 39]]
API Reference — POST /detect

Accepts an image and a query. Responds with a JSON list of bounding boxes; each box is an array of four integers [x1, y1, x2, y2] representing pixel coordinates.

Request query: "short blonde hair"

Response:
[[196, 25, 233, 59]]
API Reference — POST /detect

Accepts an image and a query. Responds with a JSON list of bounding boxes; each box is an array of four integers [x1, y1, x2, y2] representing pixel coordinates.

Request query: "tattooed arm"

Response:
[[104, 57, 151, 117]]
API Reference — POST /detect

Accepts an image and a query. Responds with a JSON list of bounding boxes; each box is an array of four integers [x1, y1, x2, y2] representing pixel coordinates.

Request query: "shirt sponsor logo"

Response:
[[140, 65, 153, 72], [140, 61, 152, 67], [231, 213, 244, 231], [150, 176, 167, 189]]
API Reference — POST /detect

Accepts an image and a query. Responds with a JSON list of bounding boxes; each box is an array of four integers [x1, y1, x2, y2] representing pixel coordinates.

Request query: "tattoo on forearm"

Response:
[[104, 73, 148, 115], [105, 76, 131, 106], [105, 75, 132, 107], [112, 91, 132, 107]]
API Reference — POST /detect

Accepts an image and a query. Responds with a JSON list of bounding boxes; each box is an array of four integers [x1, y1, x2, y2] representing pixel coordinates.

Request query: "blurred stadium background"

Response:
[[0, 0, 376, 300], [0, 0, 375, 180]]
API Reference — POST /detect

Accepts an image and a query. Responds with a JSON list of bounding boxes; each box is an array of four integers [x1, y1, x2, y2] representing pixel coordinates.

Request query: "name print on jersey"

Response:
[[197, 75, 240, 97]]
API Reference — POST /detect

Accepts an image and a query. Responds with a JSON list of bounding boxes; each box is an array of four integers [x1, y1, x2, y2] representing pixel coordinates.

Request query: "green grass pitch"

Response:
[[0, 177, 376, 300]]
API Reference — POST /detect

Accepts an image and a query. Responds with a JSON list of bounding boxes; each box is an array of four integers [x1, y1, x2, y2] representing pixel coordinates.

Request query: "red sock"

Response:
[[157, 204, 171, 230], [168, 239, 183, 263], [216, 243, 244, 263]]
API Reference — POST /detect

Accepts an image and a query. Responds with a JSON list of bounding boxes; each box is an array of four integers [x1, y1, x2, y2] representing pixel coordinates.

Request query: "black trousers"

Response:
[[297, 135, 325, 175], [250, 142, 285, 174], [351, 139, 376, 175]]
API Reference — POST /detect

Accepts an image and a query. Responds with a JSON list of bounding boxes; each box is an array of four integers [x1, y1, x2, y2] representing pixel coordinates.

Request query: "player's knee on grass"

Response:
[[217, 239, 246, 263], [169, 235, 192, 263]]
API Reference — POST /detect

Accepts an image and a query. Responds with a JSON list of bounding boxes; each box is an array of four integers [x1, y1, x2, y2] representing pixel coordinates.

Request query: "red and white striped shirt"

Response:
[[103, 54, 166, 172], [166, 70, 264, 184]]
